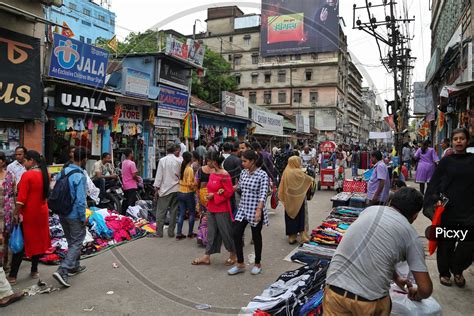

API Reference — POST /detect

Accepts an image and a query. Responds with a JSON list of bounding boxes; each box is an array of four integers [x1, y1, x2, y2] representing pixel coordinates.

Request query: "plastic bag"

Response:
[[9, 224, 24, 254], [390, 285, 442, 316]]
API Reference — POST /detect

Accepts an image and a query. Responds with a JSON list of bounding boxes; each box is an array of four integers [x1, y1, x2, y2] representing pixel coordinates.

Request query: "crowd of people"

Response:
[[0, 129, 473, 311]]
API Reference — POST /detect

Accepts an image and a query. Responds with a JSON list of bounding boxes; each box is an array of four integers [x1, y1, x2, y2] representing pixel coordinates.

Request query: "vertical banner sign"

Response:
[[261, 0, 339, 57], [0, 27, 41, 119], [49, 33, 109, 88]]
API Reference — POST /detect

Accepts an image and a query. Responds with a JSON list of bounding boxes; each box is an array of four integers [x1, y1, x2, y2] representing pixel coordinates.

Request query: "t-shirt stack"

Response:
[[244, 206, 364, 316], [40, 201, 156, 265]]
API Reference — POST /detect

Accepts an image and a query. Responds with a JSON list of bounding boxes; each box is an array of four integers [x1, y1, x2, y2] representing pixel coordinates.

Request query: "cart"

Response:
[[317, 168, 335, 191]]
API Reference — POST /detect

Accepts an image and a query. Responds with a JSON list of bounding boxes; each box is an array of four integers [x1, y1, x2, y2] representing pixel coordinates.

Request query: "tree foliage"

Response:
[[192, 49, 237, 105]]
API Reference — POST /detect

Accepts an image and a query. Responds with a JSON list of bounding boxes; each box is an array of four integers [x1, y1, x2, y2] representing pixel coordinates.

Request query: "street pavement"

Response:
[[2, 177, 473, 315]]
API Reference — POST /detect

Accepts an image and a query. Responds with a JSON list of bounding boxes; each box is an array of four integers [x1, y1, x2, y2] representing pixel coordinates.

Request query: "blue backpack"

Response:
[[48, 169, 82, 216]]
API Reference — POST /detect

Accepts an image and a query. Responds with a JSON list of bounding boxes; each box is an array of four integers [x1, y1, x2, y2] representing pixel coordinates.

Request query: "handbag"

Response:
[[9, 224, 24, 254], [306, 180, 317, 201], [270, 184, 279, 209]]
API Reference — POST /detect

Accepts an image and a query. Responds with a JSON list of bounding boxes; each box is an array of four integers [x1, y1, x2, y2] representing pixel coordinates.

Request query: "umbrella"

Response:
[[428, 195, 449, 256]]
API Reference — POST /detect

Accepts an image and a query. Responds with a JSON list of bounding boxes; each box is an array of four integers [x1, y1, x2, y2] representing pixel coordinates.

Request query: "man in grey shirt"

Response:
[[324, 187, 433, 316]]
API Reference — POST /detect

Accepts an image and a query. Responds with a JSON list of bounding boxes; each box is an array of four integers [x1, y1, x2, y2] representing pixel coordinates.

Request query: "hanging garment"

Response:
[[102, 129, 111, 153], [136, 124, 143, 134], [87, 119, 94, 130], [55, 117, 67, 131], [67, 118, 74, 130]]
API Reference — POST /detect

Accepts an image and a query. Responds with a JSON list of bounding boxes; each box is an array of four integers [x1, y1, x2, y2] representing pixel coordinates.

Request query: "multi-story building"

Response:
[[345, 54, 363, 143], [197, 6, 361, 143], [361, 87, 380, 145], [45, 0, 115, 44]]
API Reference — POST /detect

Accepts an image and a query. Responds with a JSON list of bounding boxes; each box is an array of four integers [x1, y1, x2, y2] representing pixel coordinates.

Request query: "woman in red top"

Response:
[[192, 152, 236, 266], [8, 151, 51, 284]]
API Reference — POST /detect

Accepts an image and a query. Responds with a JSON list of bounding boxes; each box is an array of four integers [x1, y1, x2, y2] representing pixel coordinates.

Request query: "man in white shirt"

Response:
[[300, 146, 315, 168], [7, 146, 27, 184], [153, 144, 182, 238], [177, 138, 187, 157]]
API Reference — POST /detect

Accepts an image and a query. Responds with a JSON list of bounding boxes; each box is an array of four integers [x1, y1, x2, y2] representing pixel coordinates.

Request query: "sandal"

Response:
[[454, 274, 466, 288], [191, 257, 210, 265], [0, 292, 24, 307], [187, 233, 197, 239], [440, 276, 452, 287], [225, 258, 236, 266], [6, 277, 16, 286], [30, 272, 40, 279]]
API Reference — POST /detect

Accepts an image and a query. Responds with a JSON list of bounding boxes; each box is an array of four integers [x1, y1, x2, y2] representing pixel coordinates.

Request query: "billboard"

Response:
[[123, 68, 150, 98], [413, 82, 433, 115], [252, 107, 284, 136], [261, 0, 340, 57], [315, 108, 336, 131], [49, 34, 109, 88], [222, 91, 249, 118], [156, 84, 189, 120], [0, 27, 41, 120]]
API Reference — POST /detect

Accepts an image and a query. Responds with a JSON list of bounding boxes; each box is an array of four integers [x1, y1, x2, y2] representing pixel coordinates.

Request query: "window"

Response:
[[234, 56, 242, 66], [264, 73, 271, 83], [87, 38, 92, 44], [98, 15, 105, 22], [264, 57, 272, 62], [229, 36, 233, 42], [305, 70, 313, 81], [82, 20, 91, 26], [252, 54, 259, 64], [80, 36, 85, 42], [228, 55, 233, 62], [310, 91, 318, 103], [293, 90, 302, 103], [110, 19, 115, 26], [249, 92, 257, 104], [69, 3, 77, 10], [244, 34, 251, 45], [264, 91, 272, 104], [235, 74, 241, 85], [251, 73, 258, 84], [277, 55, 287, 62], [83, 8, 91, 16], [278, 71, 286, 83], [291, 54, 301, 60], [278, 91, 287, 103]]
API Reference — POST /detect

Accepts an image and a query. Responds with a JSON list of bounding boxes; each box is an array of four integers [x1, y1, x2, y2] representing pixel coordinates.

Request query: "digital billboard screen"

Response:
[[261, 0, 340, 57]]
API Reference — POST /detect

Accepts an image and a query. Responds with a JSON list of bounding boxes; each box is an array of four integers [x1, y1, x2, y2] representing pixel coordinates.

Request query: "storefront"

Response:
[[44, 82, 116, 165], [0, 27, 43, 157]]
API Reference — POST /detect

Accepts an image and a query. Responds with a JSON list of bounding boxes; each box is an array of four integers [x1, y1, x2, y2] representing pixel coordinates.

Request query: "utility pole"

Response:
[[353, 1, 415, 156]]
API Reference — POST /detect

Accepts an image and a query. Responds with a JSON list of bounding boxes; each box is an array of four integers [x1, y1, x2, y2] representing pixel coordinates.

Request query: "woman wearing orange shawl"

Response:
[[278, 156, 314, 244]]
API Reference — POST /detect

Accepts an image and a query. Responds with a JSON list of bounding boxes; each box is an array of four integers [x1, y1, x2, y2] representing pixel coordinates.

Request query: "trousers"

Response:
[[437, 239, 474, 277], [177, 192, 196, 236], [323, 286, 391, 316], [155, 192, 179, 237], [9, 252, 40, 278], [58, 217, 86, 273], [0, 267, 13, 300], [121, 189, 138, 215], [233, 219, 263, 264]]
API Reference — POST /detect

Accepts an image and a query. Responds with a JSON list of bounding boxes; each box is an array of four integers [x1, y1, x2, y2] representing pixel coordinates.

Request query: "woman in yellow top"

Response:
[[176, 152, 197, 240], [278, 156, 314, 244]]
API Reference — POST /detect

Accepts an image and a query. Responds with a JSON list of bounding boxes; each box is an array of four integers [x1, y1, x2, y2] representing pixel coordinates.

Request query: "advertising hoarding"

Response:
[[222, 91, 249, 118], [123, 68, 150, 98], [315, 108, 336, 131], [157, 84, 189, 120]]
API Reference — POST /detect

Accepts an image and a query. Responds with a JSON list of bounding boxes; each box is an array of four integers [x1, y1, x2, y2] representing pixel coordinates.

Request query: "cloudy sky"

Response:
[[111, 0, 432, 114]]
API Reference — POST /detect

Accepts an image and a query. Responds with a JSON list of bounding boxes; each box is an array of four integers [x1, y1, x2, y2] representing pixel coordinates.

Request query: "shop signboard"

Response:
[[123, 68, 150, 98], [157, 84, 189, 120], [49, 33, 109, 88], [315, 108, 336, 131], [158, 59, 190, 91], [55, 85, 116, 116], [154, 116, 181, 128], [413, 82, 433, 115], [222, 91, 249, 118], [261, 0, 339, 57], [120, 104, 143, 122], [186, 39, 205, 66], [0, 27, 41, 119], [252, 107, 284, 136], [296, 114, 310, 133]]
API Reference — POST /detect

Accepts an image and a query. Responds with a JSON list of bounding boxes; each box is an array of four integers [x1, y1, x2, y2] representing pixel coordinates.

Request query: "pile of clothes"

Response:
[[289, 207, 363, 265], [243, 260, 329, 316], [40, 204, 155, 265]]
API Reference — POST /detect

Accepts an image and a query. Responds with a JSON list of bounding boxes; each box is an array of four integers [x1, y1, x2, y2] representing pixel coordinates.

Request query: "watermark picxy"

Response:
[[435, 227, 469, 242]]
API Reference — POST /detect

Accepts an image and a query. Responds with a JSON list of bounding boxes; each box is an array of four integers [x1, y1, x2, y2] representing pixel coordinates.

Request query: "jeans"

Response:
[[230, 194, 238, 217], [176, 192, 196, 236], [351, 165, 358, 177], [233, 219, 263, 264], [58, 217, 86, 274], [121, 188, 138, 215]]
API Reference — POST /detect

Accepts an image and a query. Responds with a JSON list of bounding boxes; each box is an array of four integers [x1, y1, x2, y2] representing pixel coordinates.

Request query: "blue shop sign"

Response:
[[49, 34, 109, 88], [156, 84, 189, 119]]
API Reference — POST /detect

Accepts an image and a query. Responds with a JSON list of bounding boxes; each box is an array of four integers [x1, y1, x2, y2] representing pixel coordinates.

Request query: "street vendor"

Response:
[[367, 151, 391, 205], [323, 187, 433, 316]]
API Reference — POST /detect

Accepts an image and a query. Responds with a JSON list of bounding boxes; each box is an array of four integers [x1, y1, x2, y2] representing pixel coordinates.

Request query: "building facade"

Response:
[[46, 0, 115, 44], [198, 6, 363, 144]]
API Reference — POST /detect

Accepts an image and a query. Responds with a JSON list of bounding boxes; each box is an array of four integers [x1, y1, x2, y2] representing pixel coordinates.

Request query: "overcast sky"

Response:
[[111, 0, 432, 115]]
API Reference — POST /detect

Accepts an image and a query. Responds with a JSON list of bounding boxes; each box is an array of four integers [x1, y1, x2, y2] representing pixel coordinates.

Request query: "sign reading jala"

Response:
[[55, 85, 116, 116], [49, 34, 109, 88]]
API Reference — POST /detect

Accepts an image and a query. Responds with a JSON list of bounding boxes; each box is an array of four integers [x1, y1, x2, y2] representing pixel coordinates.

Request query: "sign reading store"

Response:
[[54, 85, 116, 116]]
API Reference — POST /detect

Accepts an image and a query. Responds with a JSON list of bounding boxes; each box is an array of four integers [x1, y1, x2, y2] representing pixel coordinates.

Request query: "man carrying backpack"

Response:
[[52, 147, 88, 288]]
